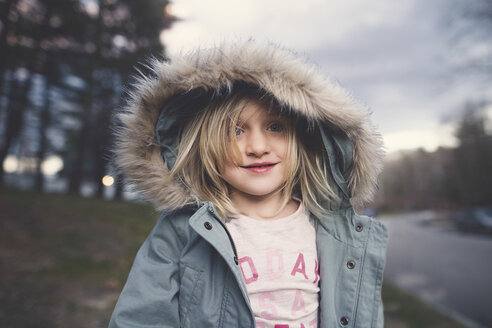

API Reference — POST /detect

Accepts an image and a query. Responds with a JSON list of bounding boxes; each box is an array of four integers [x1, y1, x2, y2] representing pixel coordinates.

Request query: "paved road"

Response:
[[380, 211, 492, 328]]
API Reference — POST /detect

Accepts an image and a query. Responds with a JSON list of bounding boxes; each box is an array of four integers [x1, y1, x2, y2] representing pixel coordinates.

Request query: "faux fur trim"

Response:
[[113, 40, 384, 211]]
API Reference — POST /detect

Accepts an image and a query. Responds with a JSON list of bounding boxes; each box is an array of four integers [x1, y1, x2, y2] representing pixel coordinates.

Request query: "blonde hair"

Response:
[[169, 86, 339, 218]]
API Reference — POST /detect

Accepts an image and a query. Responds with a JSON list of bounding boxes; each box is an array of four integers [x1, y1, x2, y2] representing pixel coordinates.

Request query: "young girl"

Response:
[[109, 41, 388, 328]]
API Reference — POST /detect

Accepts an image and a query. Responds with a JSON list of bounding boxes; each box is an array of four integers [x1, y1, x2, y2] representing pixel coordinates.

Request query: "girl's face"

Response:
[[220, 100, 291, 201]]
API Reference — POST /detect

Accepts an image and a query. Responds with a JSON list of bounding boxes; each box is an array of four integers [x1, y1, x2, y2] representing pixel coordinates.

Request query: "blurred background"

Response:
[[0, 0, 491, 327]]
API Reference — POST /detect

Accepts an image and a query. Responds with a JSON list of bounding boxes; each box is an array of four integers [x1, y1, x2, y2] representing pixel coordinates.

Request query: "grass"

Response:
[[0, 188, 468, 328], [382, 281, 467, 328], [0, 187, 156, 328]]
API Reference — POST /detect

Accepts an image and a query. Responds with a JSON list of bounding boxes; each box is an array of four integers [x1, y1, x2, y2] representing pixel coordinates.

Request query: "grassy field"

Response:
[[0, 188, 467, 328]]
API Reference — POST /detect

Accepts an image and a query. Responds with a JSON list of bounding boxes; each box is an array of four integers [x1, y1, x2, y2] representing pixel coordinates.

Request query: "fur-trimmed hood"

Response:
[[113, 40, 384, 212]]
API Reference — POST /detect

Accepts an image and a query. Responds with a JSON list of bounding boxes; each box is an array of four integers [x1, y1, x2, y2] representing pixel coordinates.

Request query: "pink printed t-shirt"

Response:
[[226, 201, 319, 328]]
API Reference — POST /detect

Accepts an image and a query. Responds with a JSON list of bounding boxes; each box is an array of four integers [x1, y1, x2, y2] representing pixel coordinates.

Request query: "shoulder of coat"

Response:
[[157, 204, 199, 245]]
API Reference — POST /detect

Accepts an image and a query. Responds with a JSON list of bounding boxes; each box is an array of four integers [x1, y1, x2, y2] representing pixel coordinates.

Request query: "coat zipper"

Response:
[[210, 211, 239, 265], [207, 206, 256, 326]]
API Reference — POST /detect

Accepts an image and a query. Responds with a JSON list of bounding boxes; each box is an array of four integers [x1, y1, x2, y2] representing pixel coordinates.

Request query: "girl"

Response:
[[109, 41, 388, 328]]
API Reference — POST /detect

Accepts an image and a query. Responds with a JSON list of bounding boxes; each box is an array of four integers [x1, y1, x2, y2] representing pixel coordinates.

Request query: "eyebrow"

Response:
[[238, 111, 285, 121], [236, 116, 286, 127]]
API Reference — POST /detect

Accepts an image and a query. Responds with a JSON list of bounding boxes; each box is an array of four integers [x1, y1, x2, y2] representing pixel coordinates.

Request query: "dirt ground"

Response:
[[0, 188, 155, 328]]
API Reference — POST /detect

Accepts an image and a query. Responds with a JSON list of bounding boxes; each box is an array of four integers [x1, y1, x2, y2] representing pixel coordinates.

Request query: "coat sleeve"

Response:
[[108, 212, 187, 328]]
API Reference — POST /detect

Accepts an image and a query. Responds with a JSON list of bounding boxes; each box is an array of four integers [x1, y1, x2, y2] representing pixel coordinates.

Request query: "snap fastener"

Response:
[[347, 260, 355, 269], [204, 221, 213, 230], [340, 316, 349, 326], [355, 223, 363, 232], [208, 207, 214, 214]]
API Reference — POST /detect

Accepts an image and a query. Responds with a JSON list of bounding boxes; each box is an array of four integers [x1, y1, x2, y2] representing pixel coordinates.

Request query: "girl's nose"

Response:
[[245, 131, 270, 156]]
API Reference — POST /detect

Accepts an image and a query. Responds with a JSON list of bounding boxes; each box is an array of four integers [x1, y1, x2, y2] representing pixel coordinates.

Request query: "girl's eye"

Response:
[[268, 122, 284, 132], [235, 127, 244, 136]]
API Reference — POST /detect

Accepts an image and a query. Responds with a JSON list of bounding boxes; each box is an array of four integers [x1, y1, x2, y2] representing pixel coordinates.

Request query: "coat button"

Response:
[[208, 207, 214, 214], [347, 260, 355, 269], [340, 316, 349, 326], [204, 221, 213, 230], [355, 223, 363, 232]]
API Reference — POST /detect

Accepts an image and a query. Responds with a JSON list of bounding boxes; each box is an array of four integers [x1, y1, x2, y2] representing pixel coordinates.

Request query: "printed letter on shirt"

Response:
[[290, 253, 308, 279], [238, 256, 258, 284], [313, 260, 319, 284], [259, 292, 277, 320], [267, 250, 283, 278], [291, 290, 308, 316]]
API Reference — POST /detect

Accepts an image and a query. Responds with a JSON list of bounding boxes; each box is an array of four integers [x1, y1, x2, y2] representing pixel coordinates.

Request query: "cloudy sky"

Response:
[[161, 0, 492, 154]]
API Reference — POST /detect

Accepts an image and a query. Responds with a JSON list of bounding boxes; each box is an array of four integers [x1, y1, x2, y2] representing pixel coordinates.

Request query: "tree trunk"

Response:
[[91, 0, 107, 198], [33, 3, 55, 192], [0, 71, 32, 185], [34, 79, 51, 191], [67, 93, 92, 194], [0, 0, 16, 96], [113, 174, 123, 200]]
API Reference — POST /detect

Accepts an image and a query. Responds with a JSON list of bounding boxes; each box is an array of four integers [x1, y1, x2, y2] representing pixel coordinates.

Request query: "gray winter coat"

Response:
[[109, 40, 388, 328]]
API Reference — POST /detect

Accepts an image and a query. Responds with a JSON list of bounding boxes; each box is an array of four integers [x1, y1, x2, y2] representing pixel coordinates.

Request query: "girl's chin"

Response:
[[231, 188, 282, 199]]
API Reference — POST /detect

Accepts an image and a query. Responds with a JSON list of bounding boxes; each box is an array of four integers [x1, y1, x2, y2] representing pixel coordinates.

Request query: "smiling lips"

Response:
[[240, 162, 277, 173]]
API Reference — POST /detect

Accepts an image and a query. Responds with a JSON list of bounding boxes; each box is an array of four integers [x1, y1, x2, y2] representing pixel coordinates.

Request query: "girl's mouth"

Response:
[[241, 162, 277, 173]]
